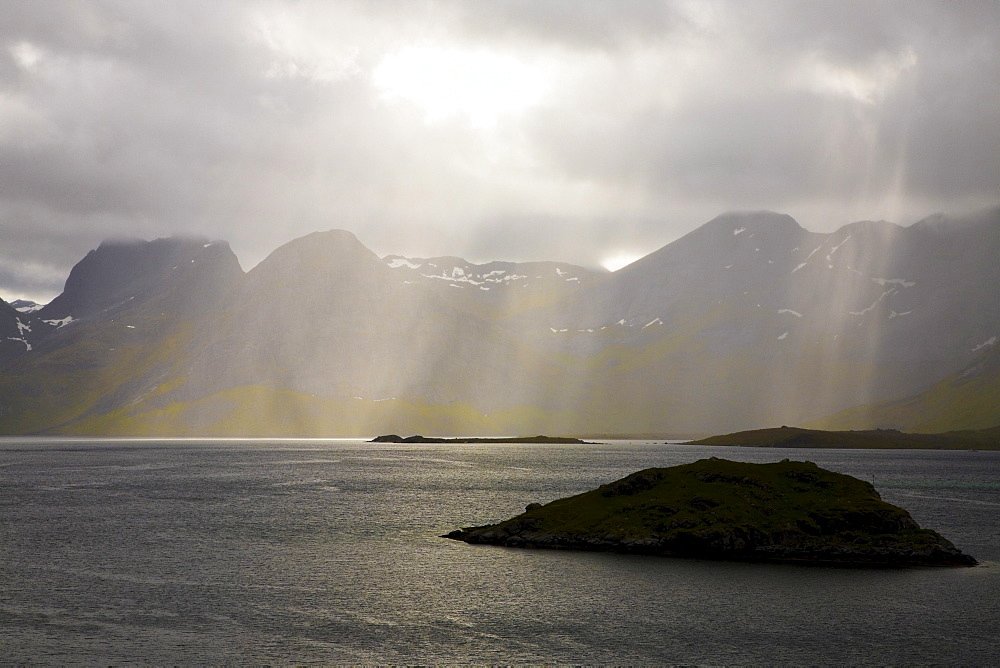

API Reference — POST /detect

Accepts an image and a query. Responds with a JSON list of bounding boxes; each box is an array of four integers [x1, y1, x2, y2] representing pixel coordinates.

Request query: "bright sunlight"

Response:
[[600, 252, 644, 272], [372, 46, 548, 127]]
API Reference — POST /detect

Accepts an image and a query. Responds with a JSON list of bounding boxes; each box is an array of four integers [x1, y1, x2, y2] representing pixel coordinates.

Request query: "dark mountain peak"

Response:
[[9, 299, 43, 313], [912, 205, 1000, 233], [91, 235, 222, 255], [618, 210, 809, 280], [666, 210, 808, 254], [38, 236, 242, 321], [245, 229, 393, 305], [251, 229, 381, 276], [703, 210, 804, 235], [835, 219, 908, 245], [0, 296, 18, 316]]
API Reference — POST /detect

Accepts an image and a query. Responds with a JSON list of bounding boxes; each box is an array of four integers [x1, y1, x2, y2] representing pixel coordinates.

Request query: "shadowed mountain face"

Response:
[[1, 208, 997, 436], [504, 209, 1000, 431], [175, 230, 564, 412], [38, 238, 243, 321]]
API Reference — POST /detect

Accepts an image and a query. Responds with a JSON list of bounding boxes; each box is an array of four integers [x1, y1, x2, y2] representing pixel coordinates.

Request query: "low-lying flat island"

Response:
[[371, 434, 592, 444]]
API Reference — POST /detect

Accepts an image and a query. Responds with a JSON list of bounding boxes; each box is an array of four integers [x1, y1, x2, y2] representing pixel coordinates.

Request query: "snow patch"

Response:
[[387, 258, 421, 269], [889, 311, 912, 319], [826, 234, 851, 262], [778, 309, 803, 318], [873, 277, 916, 288], [13, 303, 43, 313], [643, 318, 663, 328], [777, 332, 788, 340], [734, 226, 746, 236], [793, 245, 825, 273], [972, 336, 997, 352], [424, 273, 484, 287], [849, 289, 896, 316], [6, 336, 31, 351], [126, 325, 136, 329], [15, 318, 30, 335]]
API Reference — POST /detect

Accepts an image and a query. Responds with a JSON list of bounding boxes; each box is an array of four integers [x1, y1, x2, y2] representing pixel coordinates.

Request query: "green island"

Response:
[[445, 457, 977, 567], [687, 425, 1000, 450], [370, 434, 592, 444]]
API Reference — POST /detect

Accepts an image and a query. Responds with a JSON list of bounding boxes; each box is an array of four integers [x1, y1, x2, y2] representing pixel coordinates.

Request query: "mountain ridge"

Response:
[[2, 207, 997, 436]]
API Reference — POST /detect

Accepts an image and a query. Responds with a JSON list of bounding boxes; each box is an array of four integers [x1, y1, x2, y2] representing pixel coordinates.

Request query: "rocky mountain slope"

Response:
[[1, 207, 996, 436]]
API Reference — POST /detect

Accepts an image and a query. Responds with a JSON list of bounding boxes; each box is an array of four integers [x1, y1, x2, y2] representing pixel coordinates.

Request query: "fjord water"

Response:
[[2, 440, 997, 664]]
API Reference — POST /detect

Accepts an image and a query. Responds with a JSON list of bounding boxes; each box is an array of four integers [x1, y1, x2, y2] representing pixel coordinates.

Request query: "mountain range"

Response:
[[2, 207, 998, 436]]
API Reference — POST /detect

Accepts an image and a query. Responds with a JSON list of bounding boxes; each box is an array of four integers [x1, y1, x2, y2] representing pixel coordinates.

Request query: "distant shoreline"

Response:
[[370, 434, 594, 444], [687, 425, 1000, 450]]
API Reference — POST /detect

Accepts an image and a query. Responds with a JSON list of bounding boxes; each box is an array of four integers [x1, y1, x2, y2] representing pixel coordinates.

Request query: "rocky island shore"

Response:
[[445, 458, 977, 567]]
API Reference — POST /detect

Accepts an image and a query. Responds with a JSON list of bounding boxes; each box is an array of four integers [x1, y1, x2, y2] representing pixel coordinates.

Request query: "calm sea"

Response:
[[1, 439, 997, 664]]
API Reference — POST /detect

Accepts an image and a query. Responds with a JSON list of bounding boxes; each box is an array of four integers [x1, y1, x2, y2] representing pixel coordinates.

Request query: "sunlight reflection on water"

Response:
[[0, 439, 997, 664]]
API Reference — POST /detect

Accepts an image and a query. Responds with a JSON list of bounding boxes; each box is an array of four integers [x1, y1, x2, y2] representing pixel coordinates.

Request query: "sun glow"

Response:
[[372, 46, 548, 127], [601, 252, 644, 272]]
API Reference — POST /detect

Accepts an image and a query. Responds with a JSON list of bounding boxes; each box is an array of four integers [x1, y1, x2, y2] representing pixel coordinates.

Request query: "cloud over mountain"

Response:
[[1, 1, 997, 303]]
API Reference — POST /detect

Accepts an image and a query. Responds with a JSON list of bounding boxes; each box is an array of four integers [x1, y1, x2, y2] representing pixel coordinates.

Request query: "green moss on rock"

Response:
[[445, 458, 977, 567]]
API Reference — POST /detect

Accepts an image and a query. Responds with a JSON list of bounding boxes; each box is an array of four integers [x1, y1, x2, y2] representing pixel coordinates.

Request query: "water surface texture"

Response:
[[1, 440, 997, 664]]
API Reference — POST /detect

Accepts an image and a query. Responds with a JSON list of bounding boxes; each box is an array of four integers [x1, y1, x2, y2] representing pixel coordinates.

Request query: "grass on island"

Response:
[[447, 457, 977, 566]]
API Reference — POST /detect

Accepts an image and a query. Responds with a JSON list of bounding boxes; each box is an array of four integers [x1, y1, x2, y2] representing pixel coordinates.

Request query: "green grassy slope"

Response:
[[687, 425, 1000, 449], [808, 346, 1000, 432]]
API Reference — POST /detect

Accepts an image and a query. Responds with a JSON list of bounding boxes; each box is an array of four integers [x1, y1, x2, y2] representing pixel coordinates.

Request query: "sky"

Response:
[[1, 0, 997, 303]]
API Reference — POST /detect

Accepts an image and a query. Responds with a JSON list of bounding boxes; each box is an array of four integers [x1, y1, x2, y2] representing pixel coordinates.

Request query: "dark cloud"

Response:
[[0, 0, 996, 301]]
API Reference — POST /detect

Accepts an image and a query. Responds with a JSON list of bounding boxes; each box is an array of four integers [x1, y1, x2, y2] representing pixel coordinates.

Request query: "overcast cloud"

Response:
[[1, 0, 997, 301]]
